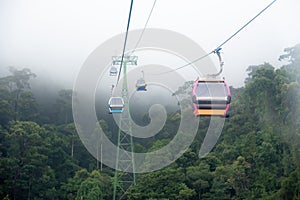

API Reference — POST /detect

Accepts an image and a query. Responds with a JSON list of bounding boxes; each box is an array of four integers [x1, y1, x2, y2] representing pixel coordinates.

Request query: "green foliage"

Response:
[[1, 44, 300, 199], [0, 121, 56, 199], [126, 168, 196, 200], [62, 169, 112, 200], [54, 89, 73, 124], [0, 67, 38, 124], [76, 170, 103, 200]]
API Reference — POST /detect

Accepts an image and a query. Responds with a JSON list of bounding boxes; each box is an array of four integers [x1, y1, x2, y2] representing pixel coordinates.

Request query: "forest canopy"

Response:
[[0, 44, 300, 200]]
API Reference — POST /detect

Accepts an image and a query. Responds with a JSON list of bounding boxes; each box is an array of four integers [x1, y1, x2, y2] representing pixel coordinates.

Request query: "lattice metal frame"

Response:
[[113, 56, 137, 200]]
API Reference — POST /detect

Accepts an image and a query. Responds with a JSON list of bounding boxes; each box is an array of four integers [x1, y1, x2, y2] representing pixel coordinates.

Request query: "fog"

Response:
[[0, 0, 300, 88]]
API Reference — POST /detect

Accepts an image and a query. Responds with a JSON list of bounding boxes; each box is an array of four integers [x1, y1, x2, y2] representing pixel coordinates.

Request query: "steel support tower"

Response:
[[112, 55, 137, 200]]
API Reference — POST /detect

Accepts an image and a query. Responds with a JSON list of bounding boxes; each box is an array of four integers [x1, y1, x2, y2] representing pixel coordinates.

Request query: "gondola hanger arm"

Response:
[[207, 48, 224, 78]]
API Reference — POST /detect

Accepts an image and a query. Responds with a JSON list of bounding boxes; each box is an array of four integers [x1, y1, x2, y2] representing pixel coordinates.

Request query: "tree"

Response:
[[76, 171, 103, 200], [279, 43, 300, 69], [245, 63, 274, 84], [1, 121, 56, 200], [61, 169, 90, 200], [126, 168, 195, 200], [54, 89, 73, 124], [0, 67, 36, 121], [62, 169, 112, 200], [0, 97, 13, 126], [186, 162, 213, 199], [18, 91, 39, 121]]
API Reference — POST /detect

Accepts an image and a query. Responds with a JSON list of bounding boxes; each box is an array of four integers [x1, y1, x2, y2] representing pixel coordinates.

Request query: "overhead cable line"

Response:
[[129, 0, 157, 55], [157, 0, 278, 75], [216, 0, 277, 50], [116, 0, 134, 85]]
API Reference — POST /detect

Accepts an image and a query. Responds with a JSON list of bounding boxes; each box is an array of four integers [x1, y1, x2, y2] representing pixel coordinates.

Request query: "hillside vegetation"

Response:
[[1, 44, 300, 200]]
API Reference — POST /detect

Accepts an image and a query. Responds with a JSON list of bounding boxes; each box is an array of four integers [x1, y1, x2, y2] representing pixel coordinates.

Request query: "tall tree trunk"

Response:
[[65, 111, 68, 124], [71, 137, 74, 158], [27, 180, 31, 200], [14, 90, 21, 121]]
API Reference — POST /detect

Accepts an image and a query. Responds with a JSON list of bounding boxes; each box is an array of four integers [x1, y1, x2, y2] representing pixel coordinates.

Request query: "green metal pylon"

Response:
[[112, 56, 137, 200]]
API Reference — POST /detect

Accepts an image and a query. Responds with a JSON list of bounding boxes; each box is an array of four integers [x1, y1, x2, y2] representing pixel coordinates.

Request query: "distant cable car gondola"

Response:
[[136, 78, 147, 91], [109, 66, 118, 76], [108, 97, 124, 113], [192, 78, 231, 117], [136, 70, 147, 91]]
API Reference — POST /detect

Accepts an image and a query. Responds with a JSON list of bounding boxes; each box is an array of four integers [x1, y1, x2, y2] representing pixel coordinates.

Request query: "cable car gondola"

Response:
[[109, 66, 118, 76], [136, 70, 147, 91], [192, 78, 231, 117], [136, 78, 147, 91], [108, 97, 124, 113]]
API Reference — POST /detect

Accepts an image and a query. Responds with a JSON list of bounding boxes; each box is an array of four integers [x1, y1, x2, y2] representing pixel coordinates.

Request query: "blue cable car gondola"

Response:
[[136, 78, 147, 91], [109, 66, 118, 76], [136, 70, 147, 91], [108, 97, 124, 113], [192, 78, 231, 117]]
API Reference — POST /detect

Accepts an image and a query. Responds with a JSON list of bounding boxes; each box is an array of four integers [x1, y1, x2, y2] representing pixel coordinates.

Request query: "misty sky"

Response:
[[0, 0, 299, 87]]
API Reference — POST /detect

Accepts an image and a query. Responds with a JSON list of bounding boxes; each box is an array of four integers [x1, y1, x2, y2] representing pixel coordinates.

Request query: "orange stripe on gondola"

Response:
[[194, 109, 225, 116]]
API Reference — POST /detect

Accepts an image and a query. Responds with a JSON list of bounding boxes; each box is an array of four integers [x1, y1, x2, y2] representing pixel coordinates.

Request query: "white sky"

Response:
[[0, 0, 299, 87]]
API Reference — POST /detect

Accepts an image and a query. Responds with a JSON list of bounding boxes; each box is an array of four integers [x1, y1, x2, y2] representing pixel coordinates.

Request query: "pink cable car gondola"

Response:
[[192, 78, 231, 117]]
